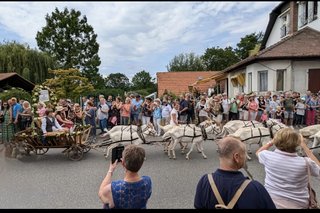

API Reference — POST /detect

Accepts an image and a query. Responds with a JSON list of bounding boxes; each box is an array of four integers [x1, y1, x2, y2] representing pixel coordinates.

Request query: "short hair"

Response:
[[273, 128, 301, 153], [11, 97, 17, 102], [217, 136, 245, 158], [45, 108, 53, 116], [122, 145, 145, 173], [87, 101, 94, 107]]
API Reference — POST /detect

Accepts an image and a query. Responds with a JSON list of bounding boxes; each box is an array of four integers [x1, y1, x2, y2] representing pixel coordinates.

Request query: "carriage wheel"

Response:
[[35, 147, 49, 155], [67, 145, 84, 161], [23, 143, 35, 155], [81, 144, 91, 153]]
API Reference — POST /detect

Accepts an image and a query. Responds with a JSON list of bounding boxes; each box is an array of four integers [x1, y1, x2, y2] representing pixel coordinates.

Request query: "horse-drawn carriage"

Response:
[[11, 118, 92, 161]]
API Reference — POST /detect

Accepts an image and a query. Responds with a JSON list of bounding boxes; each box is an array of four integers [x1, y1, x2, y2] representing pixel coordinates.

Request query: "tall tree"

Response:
[[105, 73, 130, 90], [235, 32, 264, 60], [43, 68, 95, 101], [166, 52, 205, 72], [36, 7, 103, 88], [131, 70, 156, 91], [0, 41, 56, 83], [201, 46, 240, 71]]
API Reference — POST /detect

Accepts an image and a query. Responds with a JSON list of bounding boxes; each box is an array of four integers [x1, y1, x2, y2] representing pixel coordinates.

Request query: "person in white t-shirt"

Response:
[[170, 101, 180, 126], [256, 128, 320, 209], [196, 97, 209, 123], [97, 98, 109, 133], [161, 99, 172, 125], [221, 93, 230, 124]]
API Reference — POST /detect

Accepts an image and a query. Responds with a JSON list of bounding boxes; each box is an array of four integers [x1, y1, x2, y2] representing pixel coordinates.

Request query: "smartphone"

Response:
[[112, 145, 125, 164]]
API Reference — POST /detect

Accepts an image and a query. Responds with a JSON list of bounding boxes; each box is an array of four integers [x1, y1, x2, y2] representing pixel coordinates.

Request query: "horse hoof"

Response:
[[203, 156, 207, 159], [185, 157, 189, 160]]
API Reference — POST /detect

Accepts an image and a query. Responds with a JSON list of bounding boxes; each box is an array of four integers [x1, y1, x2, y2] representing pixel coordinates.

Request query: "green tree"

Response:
[[201, 46, 240, 71], [166, 52, 205, 72], [36, 7, 103, 88], [105, 73, 130, 90], [131, 70, 156, 91], [235, 32, 264, 60], [43, 68, 95, 101], [0, 41, 56, 83]]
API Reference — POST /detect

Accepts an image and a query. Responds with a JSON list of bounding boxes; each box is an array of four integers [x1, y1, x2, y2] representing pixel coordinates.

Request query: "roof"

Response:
[[223, 27, 320, 73], [157, 71, 219, 96], [0, 72, 35, 91], [260, 1, 287, 50]]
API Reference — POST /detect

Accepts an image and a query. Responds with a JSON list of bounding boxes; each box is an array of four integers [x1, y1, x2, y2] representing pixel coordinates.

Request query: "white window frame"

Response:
[[298, 1, 318, 28], [276, 69, 286, 92], [280, 12, 290, 38], [248, 72, 252, 93], [258, 70, 268, 92]]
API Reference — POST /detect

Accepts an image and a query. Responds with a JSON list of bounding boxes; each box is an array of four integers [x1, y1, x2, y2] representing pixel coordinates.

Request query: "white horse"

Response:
[[219, 120, 265, 138], [265, 119, 287, 137], [229, 127, 272, 160], [98, 124, 157, 159], [309, 130, 320, 155]]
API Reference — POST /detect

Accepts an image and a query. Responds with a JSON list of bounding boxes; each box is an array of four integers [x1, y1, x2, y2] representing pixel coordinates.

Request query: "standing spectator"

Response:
[[295, 98, 306, 128], [265, 91, 272, 115], [131, 95, 143, 125], [98, 145, 152, 209], [194, 136, 275, 209], [196, 97, 209, 123], [141, 97, 153, 125], [114, 97, 122, 125], [84, 101, 96, 141], [239, 95, 249, 121], [221, 93, 230, 124], [187, 97, 195, 124], [161, 99, 172, 126], [256, 96, 266, 121], [256, 128, 320, 208], [179, 93, 190, 124], [305, 93, 319, 126], [11, 97, 22, 133], [275, 106, 284, 123], [18, 101, 33, 131], [120, 97, 131, 125], [170, 101, 180, 126], [260, 110, 269, 125], [97, 98, 109, 134], [152, 99, 162, 136], [229, 97, 239, 121], [304, 91, 312, 106], [82, 96, 88, 111], [106, 95, 113, 113], [282, 92, 295, 127], [1, 100, 14, 144], [208, 96, 223, 128], [269, 95, 280, 119], [248, 95, 258, 121]]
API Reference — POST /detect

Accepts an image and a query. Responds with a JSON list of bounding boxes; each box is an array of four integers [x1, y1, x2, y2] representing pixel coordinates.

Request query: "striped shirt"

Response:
[[258, 149, 320, 207]]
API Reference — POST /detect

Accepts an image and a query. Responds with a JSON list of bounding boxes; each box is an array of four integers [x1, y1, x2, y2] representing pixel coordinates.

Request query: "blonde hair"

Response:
[[273, 128, 301, 153], [23, 101, 31, 109]]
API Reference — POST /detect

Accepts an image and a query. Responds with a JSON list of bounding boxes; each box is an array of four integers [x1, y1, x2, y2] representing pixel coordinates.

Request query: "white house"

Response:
[[223, 1, 320, 97]]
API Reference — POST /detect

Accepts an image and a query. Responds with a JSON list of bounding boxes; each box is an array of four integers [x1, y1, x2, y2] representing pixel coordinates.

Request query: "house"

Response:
[[223, 1, 320, 97], [0, 72, 35, 92], [157, 71, 220, 97]]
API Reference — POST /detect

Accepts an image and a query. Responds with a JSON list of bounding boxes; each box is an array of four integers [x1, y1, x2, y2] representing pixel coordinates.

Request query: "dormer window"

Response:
[[280, 12, 290, 38], [298, 1, 318, 28]]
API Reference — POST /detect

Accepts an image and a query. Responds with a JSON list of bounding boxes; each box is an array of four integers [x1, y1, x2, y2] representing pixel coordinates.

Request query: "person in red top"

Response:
[[120, 97, 131, 125], [248, 95, 258, 121]]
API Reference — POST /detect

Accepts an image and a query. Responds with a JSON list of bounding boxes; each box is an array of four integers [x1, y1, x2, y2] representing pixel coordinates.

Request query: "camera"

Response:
[[112, 144, 125, 164], [200, 105, 204, 109]]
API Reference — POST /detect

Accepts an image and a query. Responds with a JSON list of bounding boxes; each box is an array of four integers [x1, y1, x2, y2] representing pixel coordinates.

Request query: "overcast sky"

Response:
[[0, 1, 280, 80]]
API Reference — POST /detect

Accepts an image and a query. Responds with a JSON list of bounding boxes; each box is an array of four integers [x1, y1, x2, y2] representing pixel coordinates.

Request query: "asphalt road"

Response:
[[0, 136, 320, 209]]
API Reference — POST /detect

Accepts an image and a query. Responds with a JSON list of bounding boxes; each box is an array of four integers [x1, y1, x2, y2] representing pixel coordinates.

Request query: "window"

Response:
[[280, 12, 290, 38], [258, 71, 268, 92], [298, 1, 318, 28], [276, 69, 285, 91], [248, 72, 252, 93]]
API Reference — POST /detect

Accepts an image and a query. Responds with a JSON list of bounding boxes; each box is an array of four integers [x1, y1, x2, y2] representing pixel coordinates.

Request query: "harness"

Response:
[[241, 127, 270, 144], [201, 124, 222, 141], [181, 125, 202, 143], [243, 121, 257, 128]]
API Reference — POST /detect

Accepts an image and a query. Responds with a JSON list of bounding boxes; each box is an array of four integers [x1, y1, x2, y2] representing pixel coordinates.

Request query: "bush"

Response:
[[0, 87, 32, 103]]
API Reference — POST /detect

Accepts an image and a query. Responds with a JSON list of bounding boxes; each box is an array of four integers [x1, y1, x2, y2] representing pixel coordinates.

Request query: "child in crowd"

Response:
[[260, 110, 268, 125], [275, 106, 283, 123]]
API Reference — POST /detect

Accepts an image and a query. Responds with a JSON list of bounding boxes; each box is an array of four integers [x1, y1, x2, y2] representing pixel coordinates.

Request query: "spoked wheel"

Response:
[[23, 143, 35, 155], [80, 144, 91, 153], [67, 145, 84, 161], [35, 147, 49, 155]]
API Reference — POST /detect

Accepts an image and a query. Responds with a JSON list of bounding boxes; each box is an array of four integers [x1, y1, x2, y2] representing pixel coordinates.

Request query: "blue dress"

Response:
[[104, 176, 152, 209]]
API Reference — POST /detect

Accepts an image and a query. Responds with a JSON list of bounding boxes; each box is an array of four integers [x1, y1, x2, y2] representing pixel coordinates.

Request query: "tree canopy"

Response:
[[105, 73, 130, 90], [166, 52, 205, 72], [36, 7, 103, 88], [131, 70, 156, 92], [235, 32, 264, 60], [0, 41, 56, 83], [43, 68, 95, 101]]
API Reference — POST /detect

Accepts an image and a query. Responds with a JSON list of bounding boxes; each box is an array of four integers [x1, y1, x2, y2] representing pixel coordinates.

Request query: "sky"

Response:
[[0, 1, 280, 80]]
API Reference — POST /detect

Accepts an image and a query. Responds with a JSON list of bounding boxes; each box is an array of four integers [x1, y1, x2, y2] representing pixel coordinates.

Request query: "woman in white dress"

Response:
[[170, 101, 180, 126]]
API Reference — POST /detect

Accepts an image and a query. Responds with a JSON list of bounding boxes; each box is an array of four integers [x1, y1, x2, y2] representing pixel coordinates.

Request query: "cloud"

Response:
[[0, 1, 280, 78]]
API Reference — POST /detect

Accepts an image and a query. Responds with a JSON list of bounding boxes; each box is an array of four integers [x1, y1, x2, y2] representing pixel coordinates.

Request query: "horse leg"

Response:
[[247, 143, 252, 154], [196, 142, 202, 153], [170, 139, 179, 159], [199, 141, 207, 159], [185, 142, 195, 160]]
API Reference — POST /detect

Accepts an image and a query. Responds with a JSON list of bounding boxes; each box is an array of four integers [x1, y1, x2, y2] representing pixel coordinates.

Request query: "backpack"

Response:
[[207, 174, 251, 209]]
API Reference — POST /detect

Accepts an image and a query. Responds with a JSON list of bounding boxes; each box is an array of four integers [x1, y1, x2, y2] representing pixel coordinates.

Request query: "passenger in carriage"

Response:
[[55, 105, 74, 130], [36, 101, 46, 117], [41, 108, 64, 137]]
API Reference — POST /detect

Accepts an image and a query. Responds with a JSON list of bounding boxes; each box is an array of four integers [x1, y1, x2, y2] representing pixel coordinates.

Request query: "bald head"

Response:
[[217, 136, 245, 159]]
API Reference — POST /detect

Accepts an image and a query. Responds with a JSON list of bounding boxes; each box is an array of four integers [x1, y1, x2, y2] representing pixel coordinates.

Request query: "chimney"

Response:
[[289, 1, 298, 34]]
